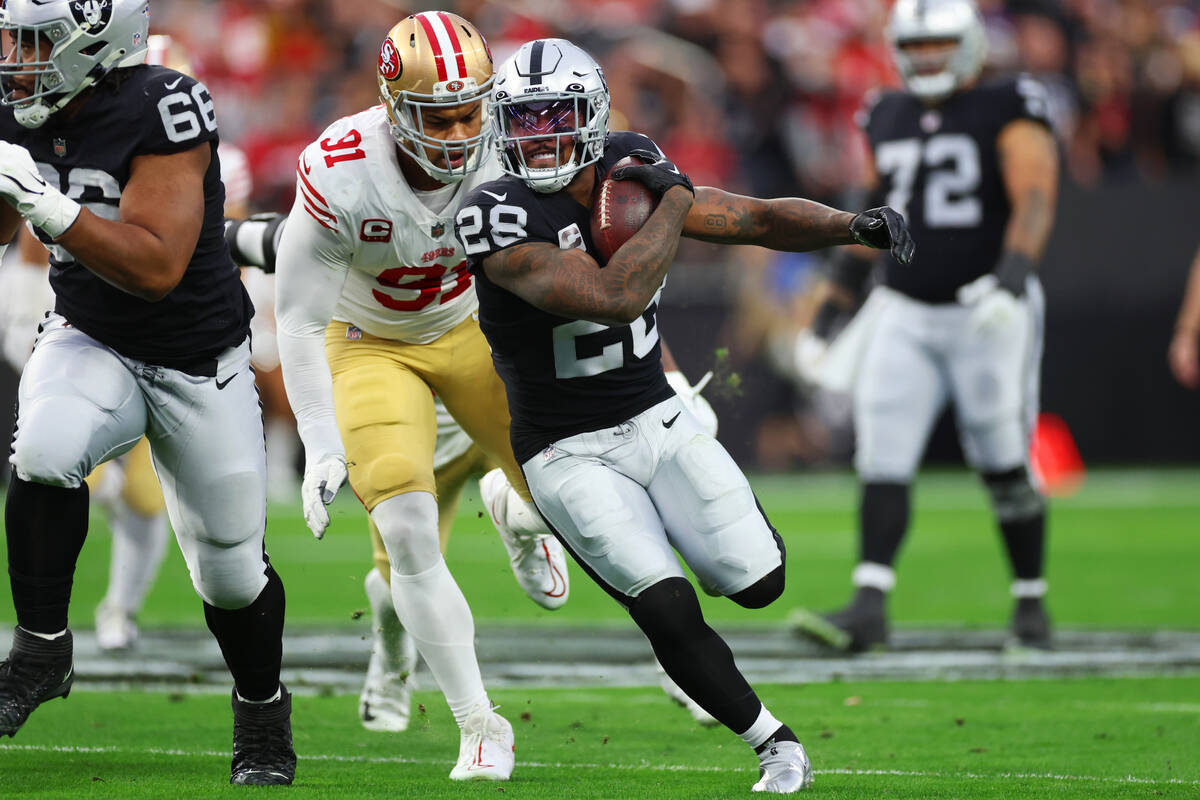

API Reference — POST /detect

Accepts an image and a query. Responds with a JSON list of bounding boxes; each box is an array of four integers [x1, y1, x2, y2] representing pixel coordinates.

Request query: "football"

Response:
[[590, 155, 658, 264]]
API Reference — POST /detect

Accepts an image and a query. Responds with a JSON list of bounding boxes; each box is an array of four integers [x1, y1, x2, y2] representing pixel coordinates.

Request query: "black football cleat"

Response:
[[1008, 597, 1052, 651], [230, 684, 296, 785], [0, 627, 75, 738], [791, 587, 888, 653]]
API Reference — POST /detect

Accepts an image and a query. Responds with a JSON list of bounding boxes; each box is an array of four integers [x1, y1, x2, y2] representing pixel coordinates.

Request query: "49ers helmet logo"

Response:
[[71, 0, 113, 34], [379, 39, 402, 81]]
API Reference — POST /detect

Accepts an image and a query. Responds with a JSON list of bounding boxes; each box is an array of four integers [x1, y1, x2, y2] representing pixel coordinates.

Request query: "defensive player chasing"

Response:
[[792, 0, 1058, 652], [457, 38, 913, 793], [272, 12, 567, 780], [0, 0, 294, 786]]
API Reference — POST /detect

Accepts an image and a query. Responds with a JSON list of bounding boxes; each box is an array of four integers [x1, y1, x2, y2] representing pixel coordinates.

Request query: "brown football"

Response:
[[590, 155, 658, 265]]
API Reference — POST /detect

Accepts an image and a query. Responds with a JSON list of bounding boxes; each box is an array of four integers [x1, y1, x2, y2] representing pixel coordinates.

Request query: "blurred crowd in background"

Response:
[[149, 0, 1200, 469]]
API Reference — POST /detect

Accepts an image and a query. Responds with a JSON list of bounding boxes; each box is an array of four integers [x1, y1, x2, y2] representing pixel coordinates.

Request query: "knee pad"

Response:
[[728, 564, 785, 609], [628, 577, 706, 643], [371, 491, 441, 576], [190, 537, 269, 609], [11, 399, 135, 488], [982, 467, 1044, 523]]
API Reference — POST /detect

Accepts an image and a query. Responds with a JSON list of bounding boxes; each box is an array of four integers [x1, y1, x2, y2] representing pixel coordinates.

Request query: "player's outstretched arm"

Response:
[[481, 185, 694, 326], [1169, 244, 1200, 389], [991, 118, 1059, 294], [11, 143, 209, 302], [683, 187, 914, 264]]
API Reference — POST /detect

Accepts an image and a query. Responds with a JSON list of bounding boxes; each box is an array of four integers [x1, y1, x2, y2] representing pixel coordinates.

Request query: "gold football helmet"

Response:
[[377, 11, 494, 184]]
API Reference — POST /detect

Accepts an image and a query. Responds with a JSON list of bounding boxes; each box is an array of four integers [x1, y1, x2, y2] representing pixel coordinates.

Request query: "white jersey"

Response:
[[295, 106, 502, 344]]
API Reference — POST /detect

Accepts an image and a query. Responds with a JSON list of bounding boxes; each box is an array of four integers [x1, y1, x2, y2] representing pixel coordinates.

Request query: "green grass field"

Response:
[[1, 467, 1199, 797]]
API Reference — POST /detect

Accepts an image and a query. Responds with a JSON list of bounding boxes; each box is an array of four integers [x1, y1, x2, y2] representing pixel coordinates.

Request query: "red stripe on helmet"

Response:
[[415, 13, 449, 82], [437, 12, 469, 79]]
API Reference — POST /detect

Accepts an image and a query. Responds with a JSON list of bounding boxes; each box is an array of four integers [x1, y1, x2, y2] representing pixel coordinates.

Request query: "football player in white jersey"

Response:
[[272, 12, 565, 780]]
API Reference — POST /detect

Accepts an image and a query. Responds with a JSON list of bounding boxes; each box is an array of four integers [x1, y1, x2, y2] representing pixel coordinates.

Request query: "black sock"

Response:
[[1000, 512, 1046, 580], [629, 577, 762, 733], [204, 564, 285, 702], [755, 723, 799, 754], [860, 482, 910, 566], [5, 476, 89, 633]]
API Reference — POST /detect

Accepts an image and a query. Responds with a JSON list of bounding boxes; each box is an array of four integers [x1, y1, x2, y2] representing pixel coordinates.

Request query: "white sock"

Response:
[[390, 560, 488, 728], [365, 567, 415, 673], [103, 501, 169, 612], [852, 561, 896, 592], [1011, 578, 1048, 599], [23, 627, 68, 641], [738, 704, 784, 750], [372, 492, 488, 728], [237, 686, 282, 704]]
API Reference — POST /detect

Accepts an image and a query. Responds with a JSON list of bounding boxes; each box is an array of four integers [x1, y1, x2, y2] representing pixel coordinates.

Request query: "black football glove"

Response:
[[992, 250, 1034, 297], [611, 148, 695, 197], [849, 206, 915, 265]]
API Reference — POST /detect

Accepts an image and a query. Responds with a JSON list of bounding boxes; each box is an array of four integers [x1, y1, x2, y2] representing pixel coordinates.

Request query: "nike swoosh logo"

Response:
[[662, 412, 681, 429], [481, 189, 507, 202], [215, 374, 237, 390], [165, 77, 184, 90]]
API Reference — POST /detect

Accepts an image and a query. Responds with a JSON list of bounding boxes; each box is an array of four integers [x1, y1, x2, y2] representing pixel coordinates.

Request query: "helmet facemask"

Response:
[[492, 93, 609, 194], [382, 78, 495, 185], [0, 0, 149, 129]]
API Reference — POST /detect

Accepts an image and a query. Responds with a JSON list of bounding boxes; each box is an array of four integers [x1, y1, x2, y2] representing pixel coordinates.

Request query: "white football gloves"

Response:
[[956, 273, 1022, 337], [301, 451, 348, 540], [665, 370, 718, 437], [0, 142, 80, 238]]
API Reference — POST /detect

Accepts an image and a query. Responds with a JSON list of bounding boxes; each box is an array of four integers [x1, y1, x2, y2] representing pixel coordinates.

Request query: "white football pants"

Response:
[[10, 314, 270, 609], [523, 395, 783, 603], [853, 278, 1045, 481]]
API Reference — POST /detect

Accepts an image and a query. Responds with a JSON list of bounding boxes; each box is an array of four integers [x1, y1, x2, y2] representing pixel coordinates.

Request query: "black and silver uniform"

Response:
[[0, 65, 251, 369], [862, 75, 1053, 303], [458, 131, 674, 464]]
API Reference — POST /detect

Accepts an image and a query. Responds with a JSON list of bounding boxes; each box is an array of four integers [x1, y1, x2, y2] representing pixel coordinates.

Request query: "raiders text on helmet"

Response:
[[0, 0, 150, 128], [376, 11, 494, 184], [490, 39, 611, 194], [887, 0, 987, 103]]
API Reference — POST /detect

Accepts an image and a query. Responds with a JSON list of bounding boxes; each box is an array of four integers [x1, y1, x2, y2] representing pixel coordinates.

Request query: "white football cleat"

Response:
[[359, 569, 418, 732], [752, 740, 814, 793], [479, 469, 569, 610], [94, 600, 138, 651], [448, 703, 515, 781], [656, 662, 718, 726]]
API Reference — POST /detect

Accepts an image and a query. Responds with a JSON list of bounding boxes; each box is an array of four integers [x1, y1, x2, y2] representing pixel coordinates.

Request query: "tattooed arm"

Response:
[[998, 118, 1058, 261], [681, 188, 858, 251], [480, 185, 694, 326]]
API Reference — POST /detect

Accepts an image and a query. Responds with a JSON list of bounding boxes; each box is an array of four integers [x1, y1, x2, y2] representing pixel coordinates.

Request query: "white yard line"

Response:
[[1, 743, 1196, 785]]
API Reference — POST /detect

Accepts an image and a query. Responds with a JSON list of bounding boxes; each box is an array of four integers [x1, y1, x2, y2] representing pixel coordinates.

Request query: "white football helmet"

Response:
[[0, 0, 150, 128], [887, 0, 987, 103], [490, 38, 610, 193]]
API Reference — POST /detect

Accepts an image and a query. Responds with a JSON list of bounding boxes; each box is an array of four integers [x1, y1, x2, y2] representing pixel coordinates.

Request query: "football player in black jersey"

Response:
[[456, 38, 912, 794], [0, 1, 294, 784], [791, 0, 1059, 654]]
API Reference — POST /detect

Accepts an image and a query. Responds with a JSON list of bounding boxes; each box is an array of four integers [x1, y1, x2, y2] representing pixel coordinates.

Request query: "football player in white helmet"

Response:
[[791, 0, 1059, 653], [271, 12, 569, 781], [459, 37, 912, 795]]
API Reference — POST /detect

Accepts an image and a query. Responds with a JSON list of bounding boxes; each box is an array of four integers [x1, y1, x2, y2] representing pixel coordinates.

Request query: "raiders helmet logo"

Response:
[[379, 39, 402, 81], [71, 0, 114, 34]]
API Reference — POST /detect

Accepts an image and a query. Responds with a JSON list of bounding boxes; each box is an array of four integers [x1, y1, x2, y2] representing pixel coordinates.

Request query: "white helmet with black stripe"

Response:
[[0, 0, 150, 128], [887, 0, 987, 103], [490, 38, 611, 193]]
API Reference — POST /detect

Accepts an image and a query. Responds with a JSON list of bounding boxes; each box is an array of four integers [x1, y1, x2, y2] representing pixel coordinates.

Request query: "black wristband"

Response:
[[994, 251, 1036, 296], [827, 251, 875, 302], [812, 300, 842, 340]]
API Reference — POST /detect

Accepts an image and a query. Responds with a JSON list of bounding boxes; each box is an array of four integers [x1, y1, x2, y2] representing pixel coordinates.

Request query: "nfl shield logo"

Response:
[[53, 138, 67, 157], [430, 222, 445, 238], [346, 325, 363, 341]]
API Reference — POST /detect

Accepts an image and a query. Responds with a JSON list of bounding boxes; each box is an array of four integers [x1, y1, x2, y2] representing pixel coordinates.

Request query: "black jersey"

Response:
[[457, 131, 674, 464], [861, 76, 1053, 303], [0, 65, 251, 369]]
